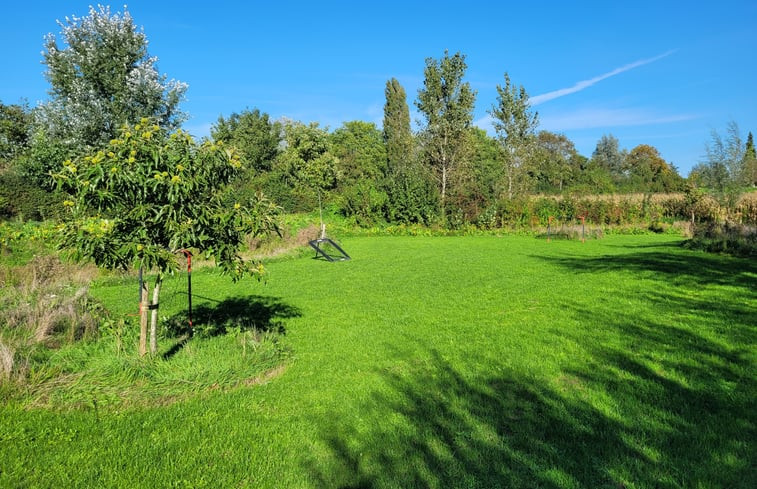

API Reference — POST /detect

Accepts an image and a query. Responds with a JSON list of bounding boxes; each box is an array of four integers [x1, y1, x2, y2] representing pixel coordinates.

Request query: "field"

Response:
[[1, 234, 755, 488]]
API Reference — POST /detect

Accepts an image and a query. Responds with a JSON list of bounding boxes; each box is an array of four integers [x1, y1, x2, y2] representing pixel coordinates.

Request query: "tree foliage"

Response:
[[416, 51, 476, 212], [383, 78, 414, 173], [489, 73, 538, 199], [0, 100, 32, 164], [211, 109, 281, 172], [53, 119, 279, 353], [36, 5, 187, 155]]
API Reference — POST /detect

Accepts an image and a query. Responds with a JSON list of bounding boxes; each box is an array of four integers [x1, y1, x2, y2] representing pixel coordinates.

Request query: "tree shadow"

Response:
[[532, 248, 756, 289], [307, 246, 755, 488], [162, 294, 301, 358]]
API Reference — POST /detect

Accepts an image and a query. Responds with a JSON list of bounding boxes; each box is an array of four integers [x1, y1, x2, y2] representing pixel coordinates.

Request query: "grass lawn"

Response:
[[1, 234, 755, 488]]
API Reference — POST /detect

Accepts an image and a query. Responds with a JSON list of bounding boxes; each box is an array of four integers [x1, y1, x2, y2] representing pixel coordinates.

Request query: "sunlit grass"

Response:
[[1, 234, 754, 488]]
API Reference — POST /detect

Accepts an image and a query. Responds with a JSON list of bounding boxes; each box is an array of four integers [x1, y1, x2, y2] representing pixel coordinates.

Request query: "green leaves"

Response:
[[55, 119, 280, 279]]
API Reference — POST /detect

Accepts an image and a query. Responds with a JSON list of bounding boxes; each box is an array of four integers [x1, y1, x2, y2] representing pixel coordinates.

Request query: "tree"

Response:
[[416, 51, 476, 216], [489, 73, 538, 199], [382, 78, 436, 224], [591, 134, 626, 184], [35, 5, 186, 156], [383, 78, 414, 173], [625, 144, 683, 192], [330, 121, 388, 223], [528, 131, 577, 193], [211, 109, 281, 172], [53, 119, 279, 355], [699, 121, 746, 193], [742, 132, 756, 187], [0, 100, 32, 165]]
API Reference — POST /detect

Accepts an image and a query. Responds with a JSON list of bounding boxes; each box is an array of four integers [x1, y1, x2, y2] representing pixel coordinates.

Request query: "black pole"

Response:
[[181, 250, 193, 337]]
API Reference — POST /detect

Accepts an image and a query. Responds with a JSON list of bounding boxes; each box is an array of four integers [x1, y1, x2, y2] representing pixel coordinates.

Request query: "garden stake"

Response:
[[180, 249, 193, 336]]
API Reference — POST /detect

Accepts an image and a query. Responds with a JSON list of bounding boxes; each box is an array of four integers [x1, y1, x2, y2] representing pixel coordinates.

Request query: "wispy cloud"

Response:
[[529, 50, 677, 106], [538, 108, 696, 131]]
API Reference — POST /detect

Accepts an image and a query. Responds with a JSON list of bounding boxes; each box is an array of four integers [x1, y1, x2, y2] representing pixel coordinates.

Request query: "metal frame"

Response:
[[308, 238, 351, 262]]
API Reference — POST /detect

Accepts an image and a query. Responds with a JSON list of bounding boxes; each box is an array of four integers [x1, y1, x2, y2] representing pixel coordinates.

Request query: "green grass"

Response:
[[1, 234, 755, 488]]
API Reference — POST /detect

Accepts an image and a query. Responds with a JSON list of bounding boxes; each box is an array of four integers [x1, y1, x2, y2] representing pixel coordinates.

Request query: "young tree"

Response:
[[54, 119, 279, 355], [36, 5, 186, 156], [416, 51, 477, 215], [700, 121, 746, 192], [489, 73, 538, 199], [528, 131, 578, 193]]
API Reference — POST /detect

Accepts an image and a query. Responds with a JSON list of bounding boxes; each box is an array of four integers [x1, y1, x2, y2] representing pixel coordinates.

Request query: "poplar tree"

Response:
[[489, 73, 538, 199], [416, 51, 476, 215], [383, 78, 413, 173]]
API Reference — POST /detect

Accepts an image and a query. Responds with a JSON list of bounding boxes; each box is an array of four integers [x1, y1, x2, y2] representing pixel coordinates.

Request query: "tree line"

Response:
[[1, 6, 755, 227]]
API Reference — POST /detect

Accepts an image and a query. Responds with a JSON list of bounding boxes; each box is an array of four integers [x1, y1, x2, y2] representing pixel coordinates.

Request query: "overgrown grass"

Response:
[[1, 234, 755, 488]]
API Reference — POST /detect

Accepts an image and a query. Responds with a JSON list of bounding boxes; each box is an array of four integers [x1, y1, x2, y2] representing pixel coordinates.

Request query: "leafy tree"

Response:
[[698, 121, 747, 193], [448, 128, 503, 225], [53, 119, 279, 355], [35, 5, 186, 163], [211, 109, 281, 172], [330, 121, 388, 223], [270, 121, 338, 213], [625, 144, 684, 192], [0, 100, 32, 165], [382, 78, 436, 224], [383, 78, 414, 173], [416, 51, 476, 215], [591, 134, 626, 184], [528, 131, 577, 193], [489, 73, 538, 199]]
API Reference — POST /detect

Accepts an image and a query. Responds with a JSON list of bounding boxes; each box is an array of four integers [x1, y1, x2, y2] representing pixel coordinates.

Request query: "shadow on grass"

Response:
[[162, 295, 301, 358], [308, 248, 755, 488]]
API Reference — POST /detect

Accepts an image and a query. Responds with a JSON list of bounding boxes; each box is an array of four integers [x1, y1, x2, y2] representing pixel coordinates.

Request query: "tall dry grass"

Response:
[[0, 255, 99, 383]]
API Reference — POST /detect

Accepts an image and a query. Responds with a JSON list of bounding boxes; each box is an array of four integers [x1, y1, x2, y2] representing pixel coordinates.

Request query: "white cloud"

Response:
[[530, 50, 677, 106], [539, 108, 696, 131]]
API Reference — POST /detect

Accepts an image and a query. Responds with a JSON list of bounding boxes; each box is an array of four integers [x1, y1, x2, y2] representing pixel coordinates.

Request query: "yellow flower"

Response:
[[154, 173, 163, 180], [140, 117, 149, 125], [176, 164, 184, 172], [110, 166, 118, 173], [107, 151, 115, 158], [125, 132, 132, 138], [63, 200, 74, 207], [137, 244, 144, 251], [171, 175, 181, 183], [234, 203, 241, 210], [142, 131, 152, 140], [134, 124, 142, 131]]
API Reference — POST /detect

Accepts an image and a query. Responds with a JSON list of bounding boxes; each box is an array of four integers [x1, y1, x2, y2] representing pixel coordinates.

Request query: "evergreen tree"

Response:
[[743, 131, 757, 186]]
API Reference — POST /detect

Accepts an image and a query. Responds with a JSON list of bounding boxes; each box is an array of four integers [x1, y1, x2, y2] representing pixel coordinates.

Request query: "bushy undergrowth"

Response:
[[685, 221, 757, 257]]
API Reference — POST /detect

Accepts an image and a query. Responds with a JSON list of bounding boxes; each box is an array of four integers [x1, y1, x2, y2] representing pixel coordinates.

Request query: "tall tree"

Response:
[[383, 78, 413, 173], [742, 131, 756, 186], [36, 5, 187, 155], [489, 73, 538, 199], [415, 51, 476, 215]]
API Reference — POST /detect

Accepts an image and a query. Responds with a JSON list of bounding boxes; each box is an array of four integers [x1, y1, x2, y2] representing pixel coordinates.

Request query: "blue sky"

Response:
[[2, 1, 755, 175]]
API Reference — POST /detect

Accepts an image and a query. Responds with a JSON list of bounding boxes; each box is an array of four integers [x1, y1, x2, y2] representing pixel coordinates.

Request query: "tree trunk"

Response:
[[139, 280, 148, 357], [149, 275, 162, 355]]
